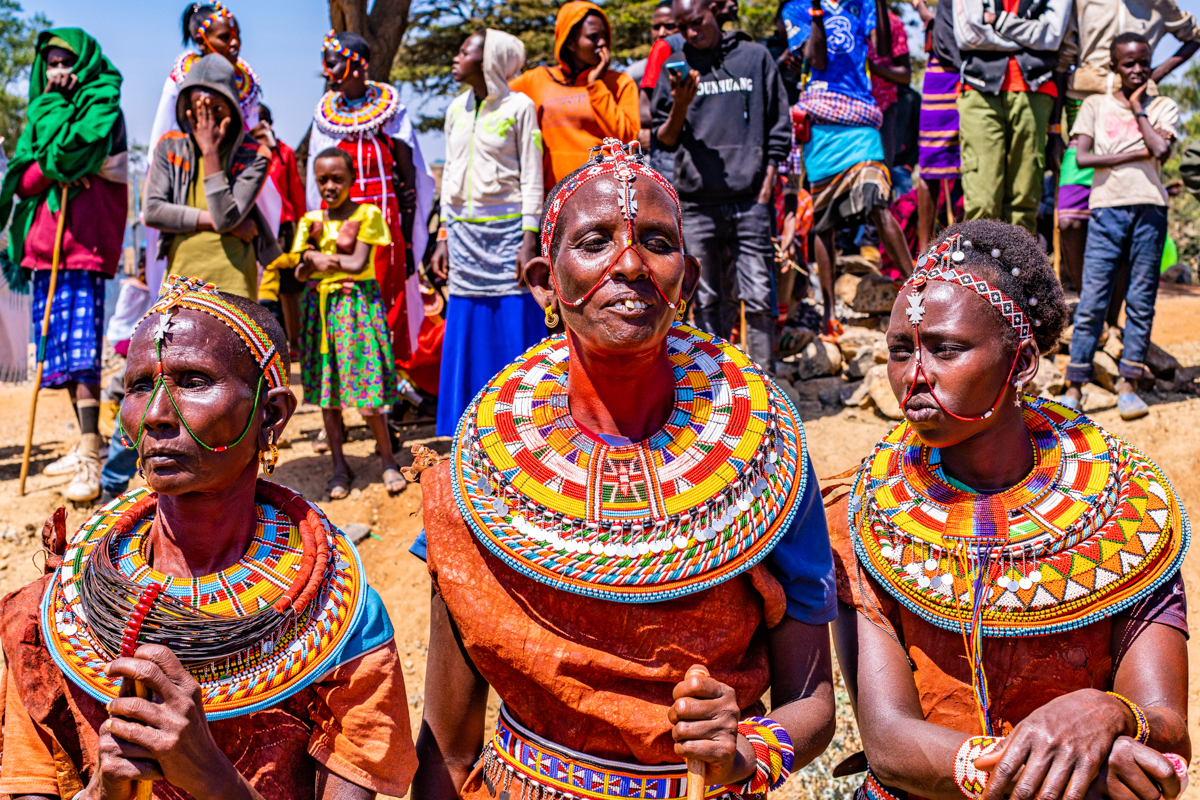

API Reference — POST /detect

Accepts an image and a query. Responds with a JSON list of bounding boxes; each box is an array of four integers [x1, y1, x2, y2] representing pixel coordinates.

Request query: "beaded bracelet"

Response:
[[1107, 692, 1149, 744], [808, 8, 824, 16], [1047, 123, 1062, 135], [725, 716, 795, 795], [954, 736, 1003, 799]]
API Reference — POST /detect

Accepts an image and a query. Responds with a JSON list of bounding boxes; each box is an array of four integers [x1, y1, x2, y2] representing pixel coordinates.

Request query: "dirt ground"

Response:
[[3, 288, 1200, 798]]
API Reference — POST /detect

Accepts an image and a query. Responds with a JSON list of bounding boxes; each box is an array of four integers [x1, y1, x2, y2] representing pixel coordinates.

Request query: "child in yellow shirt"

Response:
[[292, 147, 405, 497]]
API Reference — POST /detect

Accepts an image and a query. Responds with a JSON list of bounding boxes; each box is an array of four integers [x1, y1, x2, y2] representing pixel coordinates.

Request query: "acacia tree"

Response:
[[328, 0, 413, 82], [0, 0, 50, 156]]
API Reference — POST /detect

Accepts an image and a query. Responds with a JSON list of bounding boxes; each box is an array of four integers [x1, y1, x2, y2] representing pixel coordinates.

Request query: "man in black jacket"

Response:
[[651, 0, 791, 374]]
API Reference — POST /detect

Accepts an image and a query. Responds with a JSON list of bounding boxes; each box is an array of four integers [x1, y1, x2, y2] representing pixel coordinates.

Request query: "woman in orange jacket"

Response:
[[510, 0, 640, 190]]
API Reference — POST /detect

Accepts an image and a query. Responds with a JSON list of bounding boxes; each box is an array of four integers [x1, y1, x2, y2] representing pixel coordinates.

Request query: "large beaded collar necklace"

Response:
[[42, 481, 367, 719], [452, 324, 808, 602], [314, 80, 400, 137], [847, 397, 1188, 733]]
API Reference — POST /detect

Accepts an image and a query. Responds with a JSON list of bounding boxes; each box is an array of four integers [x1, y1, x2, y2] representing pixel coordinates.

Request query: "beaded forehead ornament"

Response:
[[122, 275, 286, 453], [542, 138, 685, 309], [323, 31, 367, 82], [899, 234, 1033, 421]]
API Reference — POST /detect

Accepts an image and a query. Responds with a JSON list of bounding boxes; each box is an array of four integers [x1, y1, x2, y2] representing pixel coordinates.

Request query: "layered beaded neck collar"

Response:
[[451, 324, 809, 602]]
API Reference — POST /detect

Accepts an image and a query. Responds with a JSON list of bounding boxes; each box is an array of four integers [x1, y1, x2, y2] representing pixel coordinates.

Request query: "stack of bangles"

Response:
[[724, 717, 795, 796], [1106, 692, 1149, 744]]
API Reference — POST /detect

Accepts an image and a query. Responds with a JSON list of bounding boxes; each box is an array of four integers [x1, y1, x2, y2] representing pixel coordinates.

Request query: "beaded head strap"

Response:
[[541, 138, 685, 309], [899, 235, 1031, 421], [194, 2, 236, 55], [323, 31, 368, 82], [121, 275, 286, 453]]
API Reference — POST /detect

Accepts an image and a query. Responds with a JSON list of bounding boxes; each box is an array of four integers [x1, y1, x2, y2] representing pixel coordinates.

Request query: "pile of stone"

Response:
[[772, 272, 1197, 420]]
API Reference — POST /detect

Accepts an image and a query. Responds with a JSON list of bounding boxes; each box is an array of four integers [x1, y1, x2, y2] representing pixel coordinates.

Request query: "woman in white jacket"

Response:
[[431, 29, 545, 437]]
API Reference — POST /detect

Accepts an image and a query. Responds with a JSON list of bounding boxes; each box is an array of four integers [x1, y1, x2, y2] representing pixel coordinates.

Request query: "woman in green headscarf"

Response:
[[0, 28, 127, 503]]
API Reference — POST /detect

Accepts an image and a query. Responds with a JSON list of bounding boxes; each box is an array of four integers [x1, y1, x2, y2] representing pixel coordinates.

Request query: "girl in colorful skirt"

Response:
[[293, 147, 405, 498]]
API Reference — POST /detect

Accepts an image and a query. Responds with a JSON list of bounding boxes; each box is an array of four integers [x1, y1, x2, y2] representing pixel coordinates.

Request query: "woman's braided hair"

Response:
[[927, 219, 1069, 354]]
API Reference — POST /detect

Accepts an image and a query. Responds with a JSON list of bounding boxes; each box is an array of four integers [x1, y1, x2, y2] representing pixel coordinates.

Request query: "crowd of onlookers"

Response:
[[6, 0, 1199, 503]]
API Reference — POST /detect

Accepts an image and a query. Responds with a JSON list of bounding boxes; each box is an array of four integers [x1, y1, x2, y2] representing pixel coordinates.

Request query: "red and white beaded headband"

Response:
[[904, 234, 1034, 340], [136, 275, 288, 391], [542, 138, 685, 308]]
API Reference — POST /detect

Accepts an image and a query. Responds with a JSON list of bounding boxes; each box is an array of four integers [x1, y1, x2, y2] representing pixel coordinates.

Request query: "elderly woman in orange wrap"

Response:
[[827, 219, 1190, 800], [409, 140, 837, 800]]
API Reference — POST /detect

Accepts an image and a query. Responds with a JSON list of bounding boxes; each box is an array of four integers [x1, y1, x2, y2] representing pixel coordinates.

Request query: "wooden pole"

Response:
[[118, 676, 155, 799], [1053, 212, 1062, 281], [19, 184, 69, 496], [685, 665, 710, 800]]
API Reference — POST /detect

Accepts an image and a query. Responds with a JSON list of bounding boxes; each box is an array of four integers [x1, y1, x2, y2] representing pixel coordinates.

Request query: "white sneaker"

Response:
[[44, 443, 110, 477], [44, 446, 81, 476], [64, 453, 101, 503]]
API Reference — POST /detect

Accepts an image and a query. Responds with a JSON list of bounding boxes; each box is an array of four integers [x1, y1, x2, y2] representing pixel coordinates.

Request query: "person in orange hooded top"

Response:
[[509, 1, 640, 190]]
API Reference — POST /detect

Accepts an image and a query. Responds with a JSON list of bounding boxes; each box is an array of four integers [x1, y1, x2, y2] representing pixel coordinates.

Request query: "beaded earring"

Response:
[[544, 304, 560, 328], [260, 443, 279, 475], [675, 297, 687, 322]]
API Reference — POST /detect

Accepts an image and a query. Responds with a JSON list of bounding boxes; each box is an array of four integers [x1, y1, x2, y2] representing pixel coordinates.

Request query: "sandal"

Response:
[[313, 429, 330, 454], [327, 467, 355, 500], [382, 467, 407, 496], [777, 325, 815, 358], [819, 319, 844, 344]]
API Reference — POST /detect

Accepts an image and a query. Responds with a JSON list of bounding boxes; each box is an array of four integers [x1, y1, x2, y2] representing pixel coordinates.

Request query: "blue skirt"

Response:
[[32, 269, 106, 388], [436, 293, 545, 438]]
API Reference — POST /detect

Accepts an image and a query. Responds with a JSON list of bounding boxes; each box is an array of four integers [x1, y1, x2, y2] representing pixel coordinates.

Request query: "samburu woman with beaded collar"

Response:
[[0, 277, 417, 800], [410, 140, 838, 800], [826, 220, 1190, 800]]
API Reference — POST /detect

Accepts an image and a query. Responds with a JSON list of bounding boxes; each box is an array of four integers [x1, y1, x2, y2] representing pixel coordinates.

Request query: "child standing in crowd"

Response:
[[295, 148, 406, 498], [1063, 33, 1178, 420], [145, 54, 280, 299], [430, 30, 545, 438], [510, 1, 639, 190]]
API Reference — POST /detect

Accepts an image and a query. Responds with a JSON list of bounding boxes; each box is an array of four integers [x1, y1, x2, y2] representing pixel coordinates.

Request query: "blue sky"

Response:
[[21, 0, 1200, 166]]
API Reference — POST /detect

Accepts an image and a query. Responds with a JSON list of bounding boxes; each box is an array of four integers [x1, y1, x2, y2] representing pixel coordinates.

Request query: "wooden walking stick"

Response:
[[685, 665, 710, 800], [19, 184, 70, 496]]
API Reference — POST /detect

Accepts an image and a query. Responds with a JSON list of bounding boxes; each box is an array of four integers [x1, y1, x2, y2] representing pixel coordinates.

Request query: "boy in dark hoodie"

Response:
[[651, 0, 790, 374], [145, 53, 279, 300]]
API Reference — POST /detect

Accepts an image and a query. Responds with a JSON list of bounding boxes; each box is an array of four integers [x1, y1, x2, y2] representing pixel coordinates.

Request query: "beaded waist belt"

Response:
[[482, 704, 728, 800]]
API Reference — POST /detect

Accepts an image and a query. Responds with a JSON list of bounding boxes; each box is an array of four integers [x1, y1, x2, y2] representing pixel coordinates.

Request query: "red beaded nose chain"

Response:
[[899, 237, 1025, 422], [543, 139, 684, 310]]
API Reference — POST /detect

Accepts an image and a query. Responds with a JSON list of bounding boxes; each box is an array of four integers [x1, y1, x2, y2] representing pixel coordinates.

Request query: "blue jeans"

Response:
[[101, 417, 139, 496], [681, 199, 777, 374], [1066, 204, 1166, 383]]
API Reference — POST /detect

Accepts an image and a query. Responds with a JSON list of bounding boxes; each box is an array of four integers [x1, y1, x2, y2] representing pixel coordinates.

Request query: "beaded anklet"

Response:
[[954, 736, 1003, 799], [724, 717, 795, 795], [1106, 692, 1149, 744]]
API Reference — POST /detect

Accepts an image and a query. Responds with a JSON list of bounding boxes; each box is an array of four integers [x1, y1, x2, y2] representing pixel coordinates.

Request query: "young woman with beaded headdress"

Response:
[[825, 219, 1190, 800], [410, 139, 837, 800], [306, 30, 436, 391], [0, 275, 417, 800]]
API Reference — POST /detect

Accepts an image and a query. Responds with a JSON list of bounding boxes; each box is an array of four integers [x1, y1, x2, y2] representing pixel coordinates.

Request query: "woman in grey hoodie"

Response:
[[144, 53, 279, 300]]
